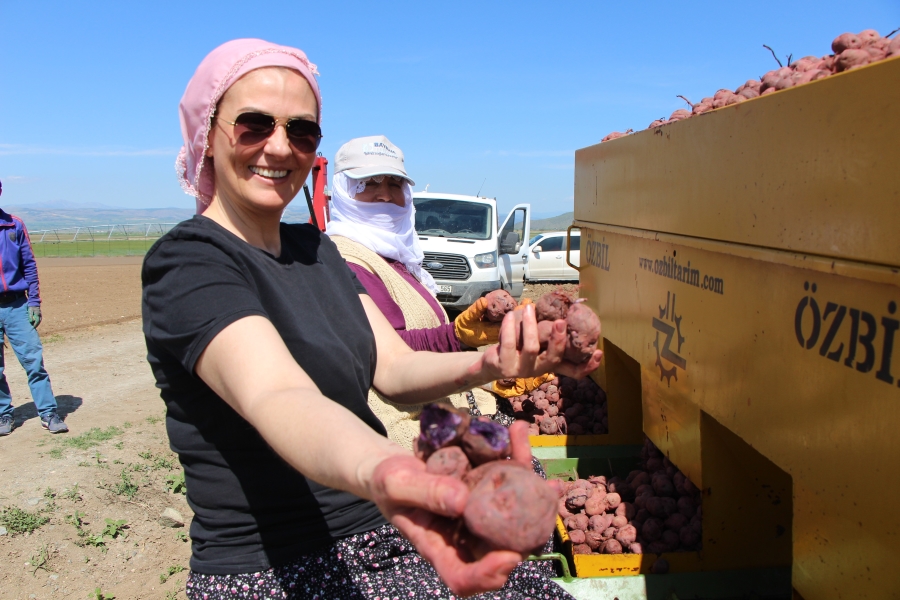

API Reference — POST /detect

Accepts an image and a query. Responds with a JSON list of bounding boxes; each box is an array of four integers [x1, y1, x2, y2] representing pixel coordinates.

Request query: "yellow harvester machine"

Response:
[[565, 56, 899, 599]]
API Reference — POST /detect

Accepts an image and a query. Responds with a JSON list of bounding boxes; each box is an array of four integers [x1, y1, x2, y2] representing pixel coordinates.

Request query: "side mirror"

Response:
[[500, 231, 520, 254], [532, 245, 543, 254]]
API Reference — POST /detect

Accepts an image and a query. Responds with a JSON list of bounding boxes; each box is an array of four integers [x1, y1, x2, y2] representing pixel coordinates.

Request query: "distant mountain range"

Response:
[[1, 200, 573, 233], [2, 205, 195, 230], [531, 211, 574, 232], [11, 200, 129, 210], [1, 202, 313, 231]]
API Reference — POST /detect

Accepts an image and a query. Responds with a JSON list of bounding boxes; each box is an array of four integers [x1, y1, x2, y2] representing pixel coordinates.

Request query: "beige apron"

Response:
[[332, 236, 496, 449]]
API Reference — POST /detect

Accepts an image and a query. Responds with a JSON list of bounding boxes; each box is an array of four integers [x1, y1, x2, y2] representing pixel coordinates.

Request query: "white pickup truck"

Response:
[[413, 192, 531, 310]]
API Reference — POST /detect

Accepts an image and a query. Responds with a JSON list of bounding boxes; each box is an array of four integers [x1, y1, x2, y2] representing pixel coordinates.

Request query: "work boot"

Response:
[[0, 415, 12, 436], [41, 413, 69, 434]]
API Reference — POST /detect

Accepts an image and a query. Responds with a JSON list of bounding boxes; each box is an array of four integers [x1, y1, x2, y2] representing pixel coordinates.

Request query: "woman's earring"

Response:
[[205, 128, 215, 157]]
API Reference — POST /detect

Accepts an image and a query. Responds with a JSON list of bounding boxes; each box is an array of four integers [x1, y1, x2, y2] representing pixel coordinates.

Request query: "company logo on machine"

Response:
[[584, 235, 610, 271], [653, 291, 687, 386], [794, 281, 899, 387], [427, 261, 444, 270]]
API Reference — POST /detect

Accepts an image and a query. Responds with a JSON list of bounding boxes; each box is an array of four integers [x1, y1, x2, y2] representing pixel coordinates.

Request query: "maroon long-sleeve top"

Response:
[[347, 260, 463, 353]]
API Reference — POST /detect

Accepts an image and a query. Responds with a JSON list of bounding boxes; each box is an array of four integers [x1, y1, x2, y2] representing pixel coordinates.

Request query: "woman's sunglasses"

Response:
[[217, 112, 323, 154]]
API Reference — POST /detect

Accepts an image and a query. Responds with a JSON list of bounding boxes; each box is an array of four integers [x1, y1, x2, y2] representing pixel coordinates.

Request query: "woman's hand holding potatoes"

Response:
[[367, 418, 543, 596]]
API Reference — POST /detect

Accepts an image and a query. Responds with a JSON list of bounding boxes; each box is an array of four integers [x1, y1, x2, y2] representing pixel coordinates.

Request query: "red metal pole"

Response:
[[310, 155, 329, 232]]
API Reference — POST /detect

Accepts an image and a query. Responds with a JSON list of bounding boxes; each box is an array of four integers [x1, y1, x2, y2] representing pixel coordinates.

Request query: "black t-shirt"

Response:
[[141, 216, 388, 574]]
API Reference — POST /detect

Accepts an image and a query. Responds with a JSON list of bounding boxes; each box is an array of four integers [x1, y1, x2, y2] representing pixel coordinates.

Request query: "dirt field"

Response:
[[0, 258, 575, 600], [35, 257, 145, 336], [1, 257, 190, 600]]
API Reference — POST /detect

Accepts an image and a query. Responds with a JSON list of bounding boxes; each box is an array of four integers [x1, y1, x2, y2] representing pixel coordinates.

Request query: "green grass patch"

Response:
[[0, 506, 50, 534], [31, 239, 157, 259], [84, 533, 107, 550], [165, 472, 186, 495], [62, 484, 82, 502], [29, 544, 52, 576], [42, 487, 57, 511], [61, 426, 123, 450], [138, 451, 176, 471], [91, 586, 115, 599], [102, 518, 128, 539], [66, 510, 88, 539], [110, 469, 139, 499], [48, 447, 64, 459], [159, 564, 185, 583]]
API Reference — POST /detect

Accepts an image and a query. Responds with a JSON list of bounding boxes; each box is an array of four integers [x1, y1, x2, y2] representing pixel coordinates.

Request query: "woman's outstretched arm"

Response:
[[194, 315, 405, 495], [361, 294, 602, 402], [193, 314, 541, 595]]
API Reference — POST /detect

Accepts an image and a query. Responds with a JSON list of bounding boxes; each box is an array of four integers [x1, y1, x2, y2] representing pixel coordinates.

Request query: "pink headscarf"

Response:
[[176, 39, 322, 214]]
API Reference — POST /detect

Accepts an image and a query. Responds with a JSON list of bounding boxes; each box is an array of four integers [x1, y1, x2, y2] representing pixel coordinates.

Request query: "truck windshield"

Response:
[[413, 198, 493, 240]]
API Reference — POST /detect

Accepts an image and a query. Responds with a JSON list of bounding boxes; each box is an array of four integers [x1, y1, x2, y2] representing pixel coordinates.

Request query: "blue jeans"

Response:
[[0, 296, 57, 419]]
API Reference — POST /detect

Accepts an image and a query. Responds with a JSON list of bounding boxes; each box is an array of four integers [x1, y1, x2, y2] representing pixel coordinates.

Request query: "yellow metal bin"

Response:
[[571, 56, 900, 599]]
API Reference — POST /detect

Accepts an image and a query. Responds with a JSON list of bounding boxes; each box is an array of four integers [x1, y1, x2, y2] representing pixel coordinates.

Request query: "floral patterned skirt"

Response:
[[185, 523, 570, 600]]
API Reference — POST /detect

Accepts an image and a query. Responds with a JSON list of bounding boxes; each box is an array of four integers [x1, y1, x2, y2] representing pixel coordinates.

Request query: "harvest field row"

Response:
[[31, 239, 159, 258], [28, 224, 179, 258]]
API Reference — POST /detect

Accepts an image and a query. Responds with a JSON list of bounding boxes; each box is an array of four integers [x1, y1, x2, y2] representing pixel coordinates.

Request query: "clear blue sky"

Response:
[[1, 1, 897, 217]]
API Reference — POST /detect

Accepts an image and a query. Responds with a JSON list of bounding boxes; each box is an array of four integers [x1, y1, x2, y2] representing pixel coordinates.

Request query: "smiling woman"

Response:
[[142, 38, 595, 600], [204, 68, 320, 224]]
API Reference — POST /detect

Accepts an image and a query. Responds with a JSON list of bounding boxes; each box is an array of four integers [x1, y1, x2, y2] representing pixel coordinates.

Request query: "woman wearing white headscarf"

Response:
[[326, 136, 490, 351], [326, 136, 510, 446]]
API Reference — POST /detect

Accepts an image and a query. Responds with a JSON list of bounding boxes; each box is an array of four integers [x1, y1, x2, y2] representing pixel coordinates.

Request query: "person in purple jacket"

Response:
[[0, 179, 68, 436], [325, 136, 507, 446]]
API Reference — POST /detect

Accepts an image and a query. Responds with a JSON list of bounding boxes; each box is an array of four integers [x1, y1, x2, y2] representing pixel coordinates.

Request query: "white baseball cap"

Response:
[[334, 135, 415, 185]]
